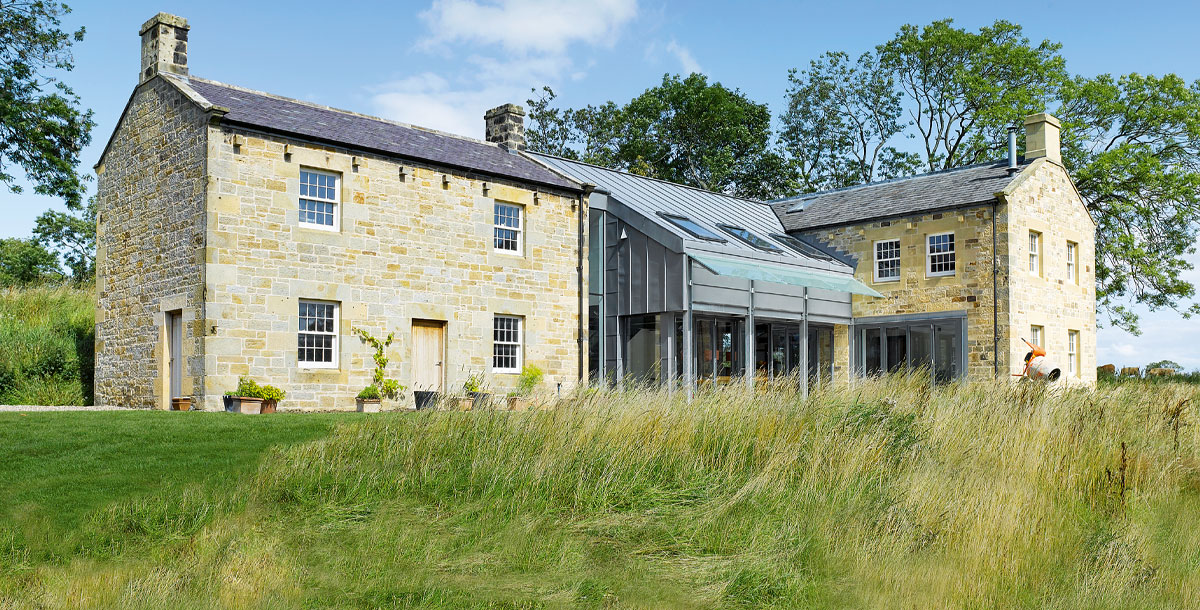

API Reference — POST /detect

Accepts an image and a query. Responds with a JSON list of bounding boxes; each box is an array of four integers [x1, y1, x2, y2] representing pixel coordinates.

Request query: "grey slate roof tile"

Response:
[[184, 77, 580, 191], [771, 161, 1025, 231]]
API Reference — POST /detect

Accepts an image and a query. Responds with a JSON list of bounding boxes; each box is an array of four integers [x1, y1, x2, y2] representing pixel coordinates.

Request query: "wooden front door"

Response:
[[412, 320, 445, 393]]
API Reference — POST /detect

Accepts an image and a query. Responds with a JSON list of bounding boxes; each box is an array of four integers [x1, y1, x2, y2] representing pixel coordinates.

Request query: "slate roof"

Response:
[[182, 77, 580, 191], [771, 161, 1026, 232]]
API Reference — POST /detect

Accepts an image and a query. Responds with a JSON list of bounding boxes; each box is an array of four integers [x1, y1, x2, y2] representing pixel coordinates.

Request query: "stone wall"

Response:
[[1001, 159, 1097, 384], [804, 206, 1004, 380], [94, 77, 208, 408], [201, 127, 583, 410]]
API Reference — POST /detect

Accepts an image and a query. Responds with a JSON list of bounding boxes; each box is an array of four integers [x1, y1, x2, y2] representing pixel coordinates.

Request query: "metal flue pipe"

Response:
[[1007, 126, 1019, 173]]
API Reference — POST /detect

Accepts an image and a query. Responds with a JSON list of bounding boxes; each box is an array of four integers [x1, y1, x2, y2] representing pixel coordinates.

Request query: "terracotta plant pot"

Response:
[[356, 398, 381, 413], [467, 391, 492, 409], [170, 397, 192, 411], [507, 396, 533, 412], [260, 399, 278, 414], [230, 396, 263, 414], [454, 396, 474, 411]]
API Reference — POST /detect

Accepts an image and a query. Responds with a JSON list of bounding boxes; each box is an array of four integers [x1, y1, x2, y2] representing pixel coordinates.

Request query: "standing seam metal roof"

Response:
[[532, 152, 852, 273], [182, 77, 580, 191]]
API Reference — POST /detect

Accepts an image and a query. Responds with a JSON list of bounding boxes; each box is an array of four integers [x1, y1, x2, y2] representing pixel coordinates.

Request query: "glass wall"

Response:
[[857, 317, 965, 383], [587, 210, 605, 383], [808, 325, 833, 387], [696, 317, 744, 385], [625, 315, 660, 384]]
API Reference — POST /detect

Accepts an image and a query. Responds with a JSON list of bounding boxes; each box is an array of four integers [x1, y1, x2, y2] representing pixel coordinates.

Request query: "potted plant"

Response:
[[352, 327, 406, 411], [258, 384, 286, 413], [463, 372, 491, 409], [226, 377, 265, 414], [356, 384, 382, 413], [507, 365, 543, 411]]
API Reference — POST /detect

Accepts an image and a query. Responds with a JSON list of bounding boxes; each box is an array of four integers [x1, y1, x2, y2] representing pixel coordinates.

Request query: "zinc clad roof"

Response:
[[184, 77, 579, 191], [770, 161, 1024, 231], [533, 154, 788, 251]]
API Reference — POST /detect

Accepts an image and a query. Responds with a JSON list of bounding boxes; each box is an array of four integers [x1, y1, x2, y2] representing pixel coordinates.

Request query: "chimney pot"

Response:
[[140, 13, 189, 84], [1023, 113, 1061, 164], [484, 103, 526, 150]]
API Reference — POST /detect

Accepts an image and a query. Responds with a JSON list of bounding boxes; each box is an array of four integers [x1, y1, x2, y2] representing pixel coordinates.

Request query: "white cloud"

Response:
[[418, 0, 638, 55], [665, 39, 701, 74], [367, 0, 638, 137]]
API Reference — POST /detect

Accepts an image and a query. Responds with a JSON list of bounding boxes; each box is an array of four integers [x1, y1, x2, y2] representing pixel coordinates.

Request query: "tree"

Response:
[[526, 75, 795, 199], [1145, 359, 1184, 372], [33, 195, 94, 281], [785, 18, 1199, 332], [876, 19, 1067, 171], [782, 51, 918, 191], [1057, 74, 1200, 334], [0, 237, 60, 286], [0, 1, 94, 209], [614, 74, 793, 199], [525, 86, 619, 167]]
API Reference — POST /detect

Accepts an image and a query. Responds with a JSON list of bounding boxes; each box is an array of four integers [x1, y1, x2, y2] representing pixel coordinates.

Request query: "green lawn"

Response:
[[0, 411, 358, 561]]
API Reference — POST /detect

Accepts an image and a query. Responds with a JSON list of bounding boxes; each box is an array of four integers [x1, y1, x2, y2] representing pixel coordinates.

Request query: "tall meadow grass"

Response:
[[3, 376, 1198, 608], [0, 284, 94, 405]]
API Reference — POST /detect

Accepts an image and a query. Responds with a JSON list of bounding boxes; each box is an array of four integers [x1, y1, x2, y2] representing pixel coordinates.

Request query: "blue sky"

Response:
[[3, 0, 1199, 369]]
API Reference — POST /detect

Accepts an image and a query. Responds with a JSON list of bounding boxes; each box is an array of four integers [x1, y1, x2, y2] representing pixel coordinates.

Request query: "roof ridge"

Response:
[[772, 160, 1019, 208], [529, 151, 770, 206], [187, 76, 513, 152]]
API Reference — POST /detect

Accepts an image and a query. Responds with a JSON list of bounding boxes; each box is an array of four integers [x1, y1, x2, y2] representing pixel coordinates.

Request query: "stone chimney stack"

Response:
[[484, 104, 526, 150], [1023, 113, 1061, 164], [140, 13, 189, 84]]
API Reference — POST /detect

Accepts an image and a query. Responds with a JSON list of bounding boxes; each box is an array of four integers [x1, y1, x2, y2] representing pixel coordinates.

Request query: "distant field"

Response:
[[1, 377, 1197, 609]]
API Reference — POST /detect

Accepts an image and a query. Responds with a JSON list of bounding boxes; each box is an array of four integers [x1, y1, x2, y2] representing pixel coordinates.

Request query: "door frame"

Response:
[[164, 309, 183, 409], [411, 319, 447, 394]]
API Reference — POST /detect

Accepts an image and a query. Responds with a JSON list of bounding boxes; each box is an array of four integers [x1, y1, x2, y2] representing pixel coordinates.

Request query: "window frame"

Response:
[[492, 314, 523, 374], [657, 212, 727, 242], [769, 233, 836, 262], [873, 238, 901, 283], [493, 201, 524, 255], [716, 224, 783, 252], [1067, 329, 1080, 376], [1066, 241, 1078, 284], [297, 299, 339, 369], [926, 232, 956, 277], [298, 168, 341, 231], [1029, 230, 1042, 276], [1030, 325, 1044, 349]]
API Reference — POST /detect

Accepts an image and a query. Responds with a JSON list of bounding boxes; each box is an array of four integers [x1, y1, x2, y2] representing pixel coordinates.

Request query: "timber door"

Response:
[[167, 311, 182, 399], [412, 320, 446, 393]]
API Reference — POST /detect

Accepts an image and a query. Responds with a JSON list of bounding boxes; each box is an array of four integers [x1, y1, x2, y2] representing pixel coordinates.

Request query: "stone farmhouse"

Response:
[[94, 13, 1095, 410], [771, 115, 1096, 386]]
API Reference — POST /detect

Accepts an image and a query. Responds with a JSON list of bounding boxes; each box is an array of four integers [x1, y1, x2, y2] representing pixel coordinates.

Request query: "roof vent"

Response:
[[786, 198, 814, 213]]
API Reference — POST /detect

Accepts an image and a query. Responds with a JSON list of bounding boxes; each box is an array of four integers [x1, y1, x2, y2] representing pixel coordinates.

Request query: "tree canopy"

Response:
[[527, 18, 1200, 333], [0, 237, 60, 286], [526, 75, 794, 200], [0, 1, 93, 209], [33, 195, 93, 281]]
